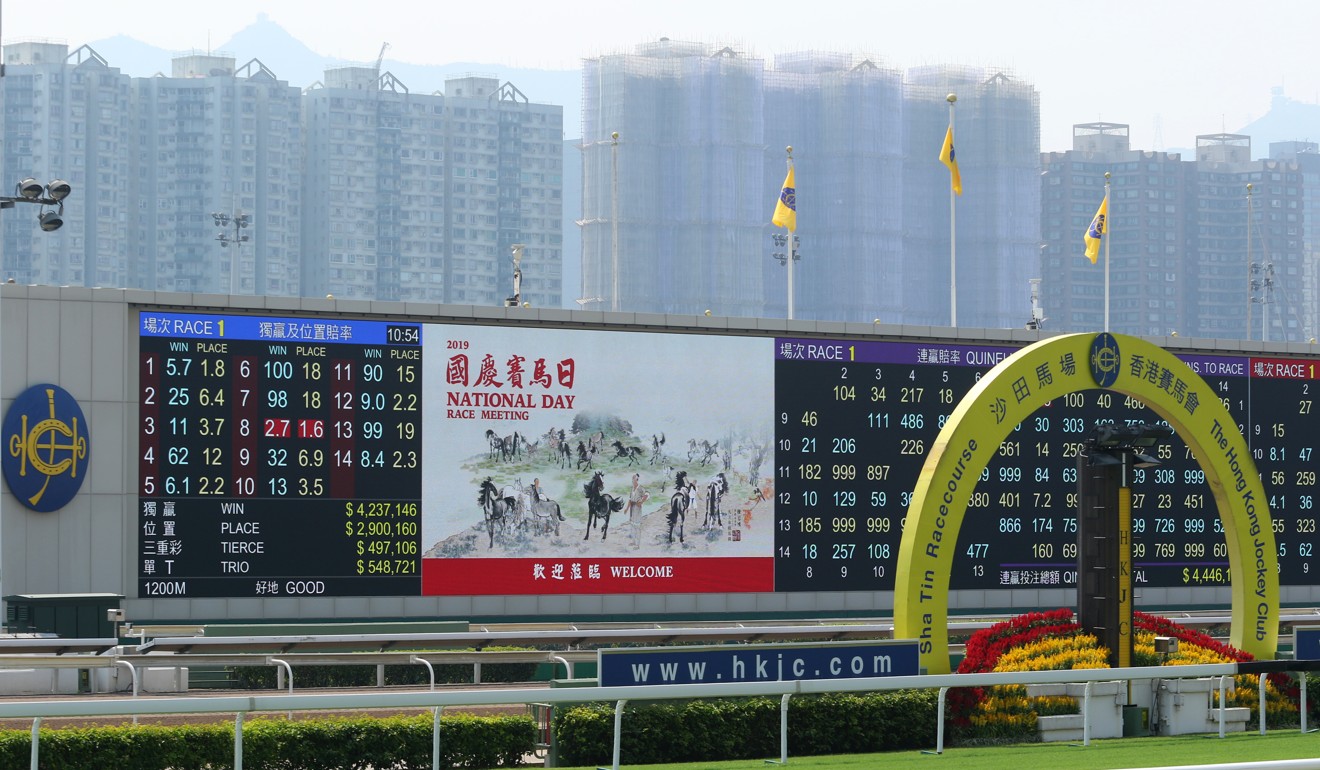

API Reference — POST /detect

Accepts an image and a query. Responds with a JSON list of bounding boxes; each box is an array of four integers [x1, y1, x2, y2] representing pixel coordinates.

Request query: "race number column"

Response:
[[137, 313, 423, 598]]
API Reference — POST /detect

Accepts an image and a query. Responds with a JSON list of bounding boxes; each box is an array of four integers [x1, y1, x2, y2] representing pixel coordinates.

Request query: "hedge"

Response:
[[553, 689, 939, 766], [0, 713, 536, 770]]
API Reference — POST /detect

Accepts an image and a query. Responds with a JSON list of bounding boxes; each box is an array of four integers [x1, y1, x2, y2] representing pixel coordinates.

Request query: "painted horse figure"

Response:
[[704, 472, 729, 528], [610, 440, 645, 466], [477, 477, 517, 548], [668, 470, 691, 544], [583, 470, 625, 541], [650, 432, 666, 465]]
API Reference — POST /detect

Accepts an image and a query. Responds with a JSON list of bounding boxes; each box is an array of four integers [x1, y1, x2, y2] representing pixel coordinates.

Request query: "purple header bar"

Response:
[[775, 338, 1014, 368], [776, 337, 1252, 377]]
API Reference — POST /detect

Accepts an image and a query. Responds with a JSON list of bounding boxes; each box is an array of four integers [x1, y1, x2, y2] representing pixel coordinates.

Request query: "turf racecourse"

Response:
[[555, 731, 1320, 770]]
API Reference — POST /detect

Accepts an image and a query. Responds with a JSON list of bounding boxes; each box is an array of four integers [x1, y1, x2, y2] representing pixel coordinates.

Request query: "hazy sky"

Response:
[[6, 0, 1319, 151]]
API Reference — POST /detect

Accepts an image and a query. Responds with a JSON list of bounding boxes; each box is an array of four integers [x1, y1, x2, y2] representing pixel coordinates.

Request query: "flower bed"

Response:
[[949, 608, 1299, 743]]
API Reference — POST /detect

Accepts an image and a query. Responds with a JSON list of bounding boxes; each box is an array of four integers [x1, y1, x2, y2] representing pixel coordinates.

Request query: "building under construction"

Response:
[[580, 41, 1042, 326]]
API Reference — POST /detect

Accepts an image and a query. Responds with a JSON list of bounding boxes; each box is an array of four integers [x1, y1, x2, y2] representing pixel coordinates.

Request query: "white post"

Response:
[[29, 717, 40, 770], [936, 686, 948, 754], [234, 712, 244, 770], [948, 95, 957, 328], [1083, 680, 1092, 746], [1219, 675, 1228, 738], [433, 706, 443, 770], [609, 699, 627, 770], [1302, 673, 1309, 733], [1259, 674, 1268, 735], [1103, 172, 1111, 333], [780, 693, 790, 764]]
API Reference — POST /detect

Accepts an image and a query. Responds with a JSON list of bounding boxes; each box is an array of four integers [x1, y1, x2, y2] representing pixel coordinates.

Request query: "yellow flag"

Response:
[[772, 166, 796, 232], [939, 126, 961, 196], [1083, 193, 1109, 264]]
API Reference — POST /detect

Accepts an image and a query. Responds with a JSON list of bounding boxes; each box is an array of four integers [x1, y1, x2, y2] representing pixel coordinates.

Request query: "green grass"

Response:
[[555, 730, 1320, 770]]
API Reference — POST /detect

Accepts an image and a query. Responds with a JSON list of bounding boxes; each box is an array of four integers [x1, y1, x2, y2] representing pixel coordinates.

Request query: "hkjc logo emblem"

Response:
[[3, 384, 90, 512], [1089, 332, 1121, 389]]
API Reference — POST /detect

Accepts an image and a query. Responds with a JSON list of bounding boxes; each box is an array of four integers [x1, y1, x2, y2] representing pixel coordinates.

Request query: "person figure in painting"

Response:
[[626, 472, 649, 547]]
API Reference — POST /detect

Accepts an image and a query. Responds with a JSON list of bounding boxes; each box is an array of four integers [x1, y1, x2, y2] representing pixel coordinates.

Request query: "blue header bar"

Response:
[[139, 312, 419, 346]]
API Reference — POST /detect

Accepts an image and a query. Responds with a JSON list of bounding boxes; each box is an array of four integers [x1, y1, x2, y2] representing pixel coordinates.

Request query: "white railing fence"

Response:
[[7, 660, 1319, 770]]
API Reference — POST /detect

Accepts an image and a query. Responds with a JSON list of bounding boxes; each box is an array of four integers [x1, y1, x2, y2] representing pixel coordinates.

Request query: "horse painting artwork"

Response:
[[650, 432, 666, 465], [610, 440, 645, 466], [485, 429, 506, 461], [514, 479, 564, 537], [704, 472, 729, 528], [582, 470, 625, 541], [667, 470, 691, 544], [576, 441, 595, 471], [477, 477, 517, 548]]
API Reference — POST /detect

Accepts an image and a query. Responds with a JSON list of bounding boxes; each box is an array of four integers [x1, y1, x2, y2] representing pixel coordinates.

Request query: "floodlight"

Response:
[[45, 179, 71, 202], [16, 178, 43, 200], [37, 210, 63, 232]]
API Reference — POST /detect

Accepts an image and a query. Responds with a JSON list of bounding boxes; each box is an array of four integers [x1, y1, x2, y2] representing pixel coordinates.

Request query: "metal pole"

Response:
[[1247, 183, 1253, 342], [1104, 172, 1111, 333], [433, 706, 443, 770], [779, 693, 790, 764], [1083, 680, 1092, 746], [1259, 674, 1268, 735], [234, 711, 244, 770], [611, 132, 619, 312], [948, 95, 957, 328], [609, 699, 627, 770], [1302, 673, 1309, 733], [1218, 675, 1228, 738], [786, 147, 795, 321], [936, 686, 947, 754], [29, 717, 40, 770]]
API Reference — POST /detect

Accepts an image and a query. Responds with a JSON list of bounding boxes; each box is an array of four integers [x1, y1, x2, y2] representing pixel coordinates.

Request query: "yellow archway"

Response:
[[894, 333, 1278, 674]]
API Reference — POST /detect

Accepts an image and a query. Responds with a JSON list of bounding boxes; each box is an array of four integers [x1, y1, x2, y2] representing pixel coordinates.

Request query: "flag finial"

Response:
[[946, 93, 957, 104], [786, 145, 793, 158]]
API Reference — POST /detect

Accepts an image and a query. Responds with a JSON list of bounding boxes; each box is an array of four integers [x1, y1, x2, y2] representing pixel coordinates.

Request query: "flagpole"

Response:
[[611, 131, 620, 312], [947, 94, 957, 328], [786, 146, 795, 321], [1247, 183, 1253, 342], [1103, 171, 1111, 333]]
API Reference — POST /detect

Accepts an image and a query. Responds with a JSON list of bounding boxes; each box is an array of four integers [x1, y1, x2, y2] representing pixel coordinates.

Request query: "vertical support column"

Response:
[[1078, 456, 1123, 667]]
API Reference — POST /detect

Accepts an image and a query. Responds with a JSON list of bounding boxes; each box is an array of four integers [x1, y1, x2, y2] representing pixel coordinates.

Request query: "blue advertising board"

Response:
[[598, 640, 921, 687], [1295, 626, 1320, 661]]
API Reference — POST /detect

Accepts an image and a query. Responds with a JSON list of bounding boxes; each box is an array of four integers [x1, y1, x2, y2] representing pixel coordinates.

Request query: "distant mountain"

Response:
[[81, 13, 583, 138], [1239, 88, 1320, 158]]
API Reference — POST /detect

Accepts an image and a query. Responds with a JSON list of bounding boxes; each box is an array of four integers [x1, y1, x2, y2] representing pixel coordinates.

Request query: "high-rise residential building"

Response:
[[581, 40, 769, 316], [1040, 123, 1193, 337], [301, 71, 562, 306], [580, 41, 1041, 324], [130, 54, 302, 296], [903, 66, 1041, 329], [1040, 126, 1315, 342], [0, 42, 131, 288], [763, 53, 904, 322]]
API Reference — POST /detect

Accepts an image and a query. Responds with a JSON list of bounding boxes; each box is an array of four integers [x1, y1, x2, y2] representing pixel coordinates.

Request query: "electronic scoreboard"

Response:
[[135, 312, 1320, 599]]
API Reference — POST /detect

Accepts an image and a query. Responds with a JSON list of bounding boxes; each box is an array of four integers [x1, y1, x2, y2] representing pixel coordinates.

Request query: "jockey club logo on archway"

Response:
[[1089, 332, 1121, 388], [3, 384, 90, 512]]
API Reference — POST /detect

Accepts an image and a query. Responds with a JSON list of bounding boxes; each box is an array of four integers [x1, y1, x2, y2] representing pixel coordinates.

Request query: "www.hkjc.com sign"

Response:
[[597, 640, 920, 687]]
